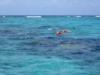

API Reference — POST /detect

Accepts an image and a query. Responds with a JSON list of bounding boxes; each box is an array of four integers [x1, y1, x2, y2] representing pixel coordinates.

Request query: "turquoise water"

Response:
[[0, 16, 100, 75]]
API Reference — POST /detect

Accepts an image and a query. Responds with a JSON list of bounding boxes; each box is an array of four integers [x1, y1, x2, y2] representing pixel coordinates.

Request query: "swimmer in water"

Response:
[[56, 29, 71, 36]]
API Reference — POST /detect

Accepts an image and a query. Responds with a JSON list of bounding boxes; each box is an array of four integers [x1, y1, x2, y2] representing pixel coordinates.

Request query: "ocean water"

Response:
[[0, 16, 100, 75]]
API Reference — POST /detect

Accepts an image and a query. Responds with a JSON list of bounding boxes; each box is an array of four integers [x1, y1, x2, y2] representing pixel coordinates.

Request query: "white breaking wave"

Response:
[[2, 16, 6, 18], [76, 16, 82, 18], [26, 16, 42, 18], [96, 16, 100, 18]]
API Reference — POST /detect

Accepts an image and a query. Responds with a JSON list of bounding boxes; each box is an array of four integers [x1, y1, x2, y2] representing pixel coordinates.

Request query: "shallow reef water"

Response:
[[0, 16, 100, 75]]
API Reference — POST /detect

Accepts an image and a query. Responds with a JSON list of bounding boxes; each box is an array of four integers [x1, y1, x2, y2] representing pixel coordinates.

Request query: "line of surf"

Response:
[[26, 16, 42, 18], [75, 16, 82, 18], [95, 16, 100, 18]]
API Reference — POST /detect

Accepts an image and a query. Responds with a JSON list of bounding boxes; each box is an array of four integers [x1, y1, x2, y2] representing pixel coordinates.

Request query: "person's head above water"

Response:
[[56, 29, 71, 36]]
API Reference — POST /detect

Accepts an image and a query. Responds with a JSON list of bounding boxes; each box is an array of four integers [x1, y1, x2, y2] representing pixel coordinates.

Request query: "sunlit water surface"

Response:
[[0, 16, 100, 75]]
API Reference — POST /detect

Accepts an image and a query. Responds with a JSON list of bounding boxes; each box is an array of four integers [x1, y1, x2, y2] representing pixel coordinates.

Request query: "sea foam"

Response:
[[76, 16, 82, 18], [26, 16, 42, 18], [96, 16, 100, 18]]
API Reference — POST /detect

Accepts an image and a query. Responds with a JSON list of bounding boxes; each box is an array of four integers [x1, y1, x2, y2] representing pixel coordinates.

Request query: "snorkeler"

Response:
[[56, 29, 71, 36]]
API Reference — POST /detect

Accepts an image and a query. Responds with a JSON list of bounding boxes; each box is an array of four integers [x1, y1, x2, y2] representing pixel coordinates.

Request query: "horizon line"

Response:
[[0, 15, 100, 16]]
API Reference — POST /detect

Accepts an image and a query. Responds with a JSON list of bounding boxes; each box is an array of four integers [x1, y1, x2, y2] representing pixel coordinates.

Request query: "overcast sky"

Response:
[[0, 0, 100, 15]]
